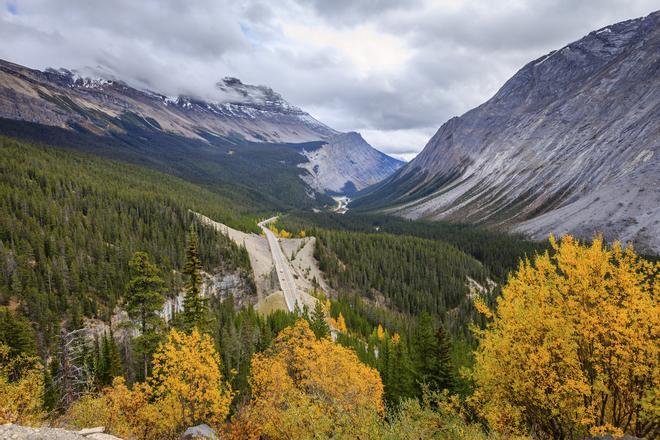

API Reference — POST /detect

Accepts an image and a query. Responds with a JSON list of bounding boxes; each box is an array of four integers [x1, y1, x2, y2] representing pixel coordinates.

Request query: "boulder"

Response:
[[181, 424, 218, 439]]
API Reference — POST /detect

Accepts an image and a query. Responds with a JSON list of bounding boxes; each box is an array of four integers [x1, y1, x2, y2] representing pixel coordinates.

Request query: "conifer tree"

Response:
[[0, 307, 36, 357], [126, 252, 165, 378], [389, 337, 416, 402], [108, 331, 123, 380], [181, 229, 208, 332], [42, 367, 58, 413], [309, 301, 330, 339], [98, 330, 122, 386], [412, 312, 453, 394]]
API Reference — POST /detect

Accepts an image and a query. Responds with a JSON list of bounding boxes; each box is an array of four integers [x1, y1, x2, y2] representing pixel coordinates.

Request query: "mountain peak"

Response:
[[215, 76, 299, 114]]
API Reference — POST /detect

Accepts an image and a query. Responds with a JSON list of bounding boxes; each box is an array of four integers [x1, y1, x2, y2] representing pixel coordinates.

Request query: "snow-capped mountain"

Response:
[[355, 11, 660, 252], [0, 59, 336, 143], [0, 59, 401, 196]]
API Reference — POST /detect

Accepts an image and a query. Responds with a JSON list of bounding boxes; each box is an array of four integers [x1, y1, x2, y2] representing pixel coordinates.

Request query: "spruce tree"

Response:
[[309, 301, 330, 339], [99, 330, 123, 385], [181, 229, 208, 332], [0, 307, 36, 357], [412, 312, 453, 394], [431, 325, 454, 392], [126, 251, 165, 378]]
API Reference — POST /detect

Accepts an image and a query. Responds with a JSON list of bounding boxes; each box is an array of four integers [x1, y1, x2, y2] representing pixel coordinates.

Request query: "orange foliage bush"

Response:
[[232, 320, 384, 439]]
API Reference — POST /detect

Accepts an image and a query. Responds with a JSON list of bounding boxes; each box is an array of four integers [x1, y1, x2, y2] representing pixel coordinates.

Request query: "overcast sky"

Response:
[[1, 0, 657, 160]]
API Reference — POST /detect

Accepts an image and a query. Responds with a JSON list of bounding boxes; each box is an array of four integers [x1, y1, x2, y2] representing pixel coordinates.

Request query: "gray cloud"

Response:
[[1, 0, 657, 158]]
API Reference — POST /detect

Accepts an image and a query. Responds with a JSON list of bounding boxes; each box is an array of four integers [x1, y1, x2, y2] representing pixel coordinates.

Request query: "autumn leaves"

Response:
[[471, 236, 659, 438], [232, 320, 384, 438]]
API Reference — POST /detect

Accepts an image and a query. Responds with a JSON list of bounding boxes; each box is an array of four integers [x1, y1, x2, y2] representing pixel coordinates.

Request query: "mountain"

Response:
[[0, 59, 336, 143], [354, 11, 660, 253], [299, 132, 403, 194], [0, 59, 401, 205]]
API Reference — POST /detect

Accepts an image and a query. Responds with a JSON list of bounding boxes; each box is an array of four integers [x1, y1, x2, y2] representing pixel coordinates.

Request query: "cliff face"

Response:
[[357, 11, 660, 252]]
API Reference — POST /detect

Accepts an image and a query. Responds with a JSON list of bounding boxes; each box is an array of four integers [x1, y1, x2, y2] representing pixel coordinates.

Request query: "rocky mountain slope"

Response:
[[0, 59, 335, 143], [355, 11, 659, 253], [0, 59, 401, 198], [299, 132, 403, 194]]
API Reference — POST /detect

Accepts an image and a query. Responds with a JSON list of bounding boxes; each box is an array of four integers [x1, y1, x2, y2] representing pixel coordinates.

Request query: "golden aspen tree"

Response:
[[471, 236, 659, 439], [65, 329, 232, 439], [377, 324, 385, 340], [232, 320, 384, 439], [150, 328, 233, 431]]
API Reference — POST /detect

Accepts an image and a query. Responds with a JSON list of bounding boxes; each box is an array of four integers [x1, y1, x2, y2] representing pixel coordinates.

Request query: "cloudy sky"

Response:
[[1, 0, 657, 160]]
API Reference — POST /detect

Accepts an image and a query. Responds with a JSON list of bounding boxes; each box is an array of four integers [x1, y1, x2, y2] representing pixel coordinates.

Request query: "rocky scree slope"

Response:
[[355, 11, 660, 253]]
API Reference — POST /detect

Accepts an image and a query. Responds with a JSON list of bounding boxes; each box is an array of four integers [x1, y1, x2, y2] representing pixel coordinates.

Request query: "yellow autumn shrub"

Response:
[[384, 390, 529, 440], [0, 344, 44, 425], [471, 236, 659, 438], [64, 329, 232, 439], [232, 319, 384, 439]]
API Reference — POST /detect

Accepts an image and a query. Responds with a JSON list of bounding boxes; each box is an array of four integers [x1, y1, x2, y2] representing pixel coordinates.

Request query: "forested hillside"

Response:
[[0, 138, 656, 440], [0, 137, 254, 353], [314, 230, 487, 334], [0, 117, 334, 211], [277, 211, 548, 281], [274, 212, 550, 338]]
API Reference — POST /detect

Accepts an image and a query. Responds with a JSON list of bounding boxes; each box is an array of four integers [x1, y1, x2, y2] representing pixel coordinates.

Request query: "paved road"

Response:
[[258, 217, 299, 312]]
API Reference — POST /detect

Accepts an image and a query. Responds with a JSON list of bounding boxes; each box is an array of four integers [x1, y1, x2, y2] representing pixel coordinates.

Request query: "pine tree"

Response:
[[181, 229, 208, 332], [126, 251, 165, 378], [431, 325, 454, 391], [309, 301, 330, 339]]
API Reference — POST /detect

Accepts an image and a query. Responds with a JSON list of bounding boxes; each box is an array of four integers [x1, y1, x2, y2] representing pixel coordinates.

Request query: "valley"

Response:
[[0, 5, 658, 440]]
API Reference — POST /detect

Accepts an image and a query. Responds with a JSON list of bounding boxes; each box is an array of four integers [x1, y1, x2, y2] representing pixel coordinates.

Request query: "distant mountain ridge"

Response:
[[0, 59, 402, 199], [354, 11, 660, 253], [0, 59, 336, 143]]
